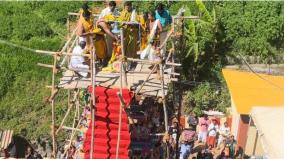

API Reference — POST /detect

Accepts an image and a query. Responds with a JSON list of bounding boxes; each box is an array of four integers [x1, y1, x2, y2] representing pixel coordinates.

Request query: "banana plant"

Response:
[[185, 0, 217, 63]]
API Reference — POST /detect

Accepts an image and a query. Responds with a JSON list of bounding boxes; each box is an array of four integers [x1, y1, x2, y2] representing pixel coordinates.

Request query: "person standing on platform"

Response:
[[154, 3, 172, 58], [97, 1, 120, 63]]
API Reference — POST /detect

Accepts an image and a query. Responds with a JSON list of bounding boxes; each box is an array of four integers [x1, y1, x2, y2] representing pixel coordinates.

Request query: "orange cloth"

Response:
[[207, 136, 216, 147]]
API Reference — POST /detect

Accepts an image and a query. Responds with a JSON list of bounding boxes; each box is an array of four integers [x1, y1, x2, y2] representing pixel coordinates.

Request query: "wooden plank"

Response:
[[0, 130, 13, 149], [58, 64, 172, 96], [0, 130, 6, 149]]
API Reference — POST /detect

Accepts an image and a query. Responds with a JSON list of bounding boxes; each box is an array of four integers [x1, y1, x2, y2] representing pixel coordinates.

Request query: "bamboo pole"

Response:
[[170, 78, 178, 82], [61, 27, 78, 53], [37, 63, 54, 68], [160, 63, 168, 132], [61, 91, 80, 159], [159, 29, 174, 50], [60, 118, 82, 159], [121, 30, 127, 87], [90, 39, 96, 159], [35, 50, 91, 57], [172, 15, 199, 19], [38, 63, 91, 73], [56, 90, 80, 134], [60, 35, 79, 67], [51, 55, 57, 157], [49, 88, 59, 102], [127, 58, 181, 66], [135, 64, 158, 94], [116, 30, 125, 159], [61, 126, 83, 132], [68, 12, 100, 17]]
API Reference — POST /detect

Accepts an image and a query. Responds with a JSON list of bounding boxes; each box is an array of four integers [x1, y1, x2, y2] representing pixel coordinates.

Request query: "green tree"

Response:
[[220, 1, 284, 62]]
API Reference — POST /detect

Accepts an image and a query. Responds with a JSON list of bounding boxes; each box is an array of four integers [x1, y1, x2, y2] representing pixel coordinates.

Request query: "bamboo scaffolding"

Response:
[[61, 27, 78, 53], [90, 39, 96, 159], [51, 55, 57, 157], [61, 126, 83, 132], [68, 12, 100, 17], [35, 49, 91, 57], [127, 57, 181, 66], [49, 88, 59, 102], [56, 90, 80, 134], [61, 118, 83, 159], [37, 9, 190, 158], [60, 35, 79, 67], [38, 63, 92, 73], [135, 64, 158, 94], [172, 15, 199, 19], [116, 30, 125, 159]]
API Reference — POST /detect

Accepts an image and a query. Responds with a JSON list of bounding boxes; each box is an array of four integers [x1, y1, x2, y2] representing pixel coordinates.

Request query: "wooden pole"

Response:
[[121, 30, 127, 87], [68, 12, 100, 17], [35, 49, 91, 57], [61, 126, 83, 132], [160, 62, 168, 132], [60, 35, 78, 67], [37, 63, 91, 73], [172, 15, 199, 19], [51, 55, 57, 157], [116, 30, 125, 159], [60, 118, 82, 159], [127, 58, 181, 66], [135, 64, 158, 94], [56, 90, 79, 134], [90, 38, 96, 159]]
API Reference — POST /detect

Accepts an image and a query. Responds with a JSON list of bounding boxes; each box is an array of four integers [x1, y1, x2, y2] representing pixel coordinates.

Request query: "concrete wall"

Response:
[[231, 97, 240, 138], [237, 114, 250, 151], [245, 120, 265, 156]]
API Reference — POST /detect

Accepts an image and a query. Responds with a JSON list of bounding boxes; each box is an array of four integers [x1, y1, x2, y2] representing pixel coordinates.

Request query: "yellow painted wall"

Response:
[[223, 69, 284, 114]]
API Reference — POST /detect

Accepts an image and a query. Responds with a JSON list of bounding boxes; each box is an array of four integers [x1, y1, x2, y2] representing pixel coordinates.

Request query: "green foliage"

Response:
[[220, 1, 284, 61], [0, 1, 82, 142], [133, 1, 156, 13], [0, 57, 15, 98], [12, 14, 54, 40], [183, 82, 230, 116], [0, 15, 13, 39], [40, 2, 82, 25]]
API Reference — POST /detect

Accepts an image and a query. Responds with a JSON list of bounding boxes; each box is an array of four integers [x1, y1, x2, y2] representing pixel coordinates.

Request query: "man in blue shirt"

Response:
[[155, 3, 172, 58], [155, 3, 172, 28]]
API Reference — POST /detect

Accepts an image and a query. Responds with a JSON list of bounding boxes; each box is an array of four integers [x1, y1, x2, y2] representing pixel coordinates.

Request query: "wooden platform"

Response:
[[58, 64, 174, 96]]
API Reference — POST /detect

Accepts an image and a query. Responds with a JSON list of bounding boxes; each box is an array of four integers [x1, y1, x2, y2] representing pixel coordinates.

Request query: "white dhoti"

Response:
[[139, 45, 157, 61], [69, 63, 89, 77], [69, 46, 89, 77]]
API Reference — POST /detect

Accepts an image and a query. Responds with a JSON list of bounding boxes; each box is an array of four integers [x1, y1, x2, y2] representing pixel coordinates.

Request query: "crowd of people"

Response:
[[177, 113, 242, 159], [128, 96, 168, 159], [56, 102, 91, 159]]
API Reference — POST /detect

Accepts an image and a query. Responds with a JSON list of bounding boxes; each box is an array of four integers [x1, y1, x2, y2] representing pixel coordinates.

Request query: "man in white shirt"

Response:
[[207, 119, 219, 148], [98, 1, 120, 20], [97, 1, 120, 59], [218, 122, 230, 149], [69, 37, 89, 77]]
